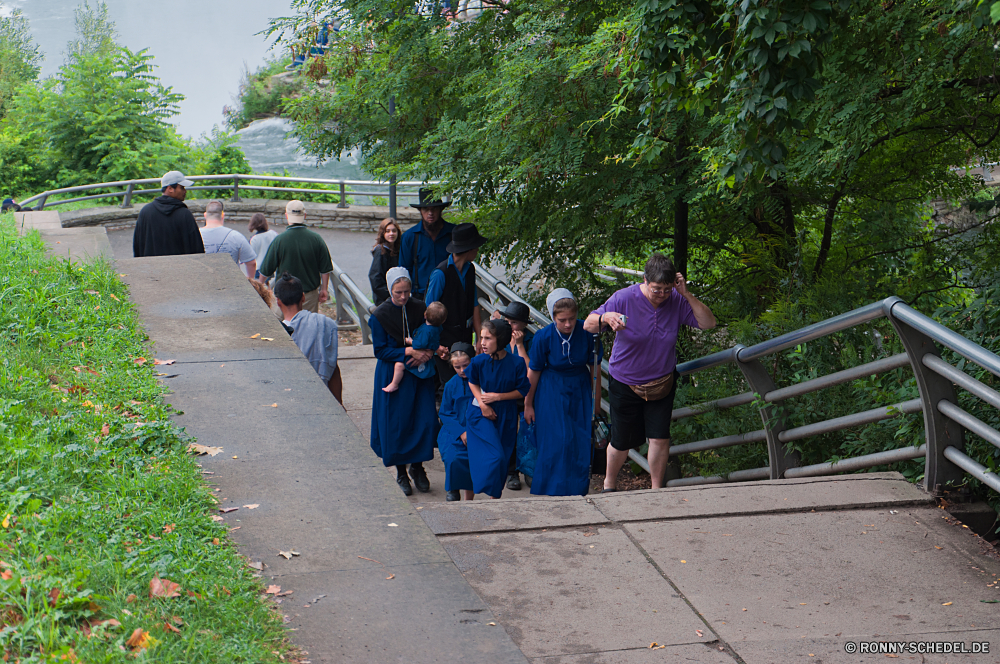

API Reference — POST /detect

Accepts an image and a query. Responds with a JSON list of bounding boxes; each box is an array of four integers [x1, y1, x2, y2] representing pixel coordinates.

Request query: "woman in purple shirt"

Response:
[[584, 254, 716, 491]]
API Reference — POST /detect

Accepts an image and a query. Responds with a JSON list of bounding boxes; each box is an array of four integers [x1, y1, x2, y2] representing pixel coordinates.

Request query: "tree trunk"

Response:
[[813, 193, 843, 280], [673, 138, 689, 276]]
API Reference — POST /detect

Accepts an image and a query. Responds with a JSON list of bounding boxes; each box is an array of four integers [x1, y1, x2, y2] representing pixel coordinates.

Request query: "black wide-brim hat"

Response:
[[499, 301, 530, 323], [410, 187, 451, 209], [446, 222, 488, 254]]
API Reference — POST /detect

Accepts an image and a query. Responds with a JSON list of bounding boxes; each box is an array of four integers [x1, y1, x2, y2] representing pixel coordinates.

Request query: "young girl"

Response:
[[466, 319, 530, 499], [438, 343, 477, 501], [369, 218, 401, 306], [525, 289, 598, 496]]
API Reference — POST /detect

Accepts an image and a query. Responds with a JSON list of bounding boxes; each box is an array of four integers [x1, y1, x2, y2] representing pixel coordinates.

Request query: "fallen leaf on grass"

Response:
[[126, 594, 137, 603], [2, 514, 10, 528], [211, 515, 224, 522], [1, 570, 12, 581], [212, 538, 220, 545], [246, 562, 263, 571], [243, 504, 259, 509], [153, 359, 176, 366], [265, 585, 281, 595], [277, 551, 300, 559], [149, 576, 182, 599], [188, 443, 223, 457], [219, 507, 238, 514], [162, 524, 175, 534], [162, 621, 181, 634], [109, 294, 120, 302], [186, 590, 202, 599], [171, 616, 183, 625], [133, 358, 147, 366], [126, 628, 157, 651], [101, 423, 110, 435], [48, 588, 61, 607]]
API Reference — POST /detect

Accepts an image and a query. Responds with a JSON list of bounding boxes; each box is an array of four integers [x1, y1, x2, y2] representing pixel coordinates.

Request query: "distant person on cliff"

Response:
[[2, 198, 22, 213], [199, 200, 257, 279], [399, 188, 455, 300], [273, 272, 342, 404], [368, 217, 401, 306], [248, 213, 278, 283], [132, 171, 205, 257], [257, 200, 333, 313]]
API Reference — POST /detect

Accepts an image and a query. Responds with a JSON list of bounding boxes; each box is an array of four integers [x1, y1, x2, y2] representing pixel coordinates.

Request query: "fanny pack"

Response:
[[628, 373, 675, 401]]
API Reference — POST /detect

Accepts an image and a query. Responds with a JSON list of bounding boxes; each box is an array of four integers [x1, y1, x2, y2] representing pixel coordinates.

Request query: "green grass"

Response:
[[0, 221, 290, 662]]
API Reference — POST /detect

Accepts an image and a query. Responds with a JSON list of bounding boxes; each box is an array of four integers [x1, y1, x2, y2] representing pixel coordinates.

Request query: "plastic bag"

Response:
[[516, 414, 537, 479]]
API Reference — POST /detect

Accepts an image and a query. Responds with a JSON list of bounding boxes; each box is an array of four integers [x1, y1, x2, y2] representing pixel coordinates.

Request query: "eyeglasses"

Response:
[[647, 286, 673, 296]]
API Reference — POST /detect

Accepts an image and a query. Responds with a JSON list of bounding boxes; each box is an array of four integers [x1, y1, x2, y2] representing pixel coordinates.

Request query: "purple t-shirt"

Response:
[[593, 285, 700, 385]]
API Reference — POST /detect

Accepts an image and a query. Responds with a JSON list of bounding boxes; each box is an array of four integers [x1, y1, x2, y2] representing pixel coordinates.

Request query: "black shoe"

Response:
[[397, 474, 413, 496], [506, 473, 522, 491], [446, 490, 461, 502], [523, 474, 532, 489], [409, 465, 431, 493]]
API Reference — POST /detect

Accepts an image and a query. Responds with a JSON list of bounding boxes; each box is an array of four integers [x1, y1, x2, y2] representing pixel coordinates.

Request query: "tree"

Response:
[[0, 2, 42, 118], [65, 1, 119, 63]]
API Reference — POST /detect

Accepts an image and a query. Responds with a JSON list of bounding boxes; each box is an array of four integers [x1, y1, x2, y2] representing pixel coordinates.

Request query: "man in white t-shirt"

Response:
[[199, 200, 256, 278]]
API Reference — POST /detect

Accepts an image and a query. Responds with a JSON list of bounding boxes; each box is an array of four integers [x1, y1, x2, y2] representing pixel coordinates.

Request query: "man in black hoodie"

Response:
[[132, 171, 206, 257]]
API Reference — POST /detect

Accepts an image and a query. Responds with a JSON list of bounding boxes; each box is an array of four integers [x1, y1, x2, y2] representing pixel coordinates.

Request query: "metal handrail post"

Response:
[[334, 273, 350, 326], [389, 175, 397, 219], [121, 184, 136, 209], [338, 184, 348, 209], [884, 297, 965, 495], [37, 194, 48, 211], [232, 176, 241, 203], [734, 345, 801, 479]]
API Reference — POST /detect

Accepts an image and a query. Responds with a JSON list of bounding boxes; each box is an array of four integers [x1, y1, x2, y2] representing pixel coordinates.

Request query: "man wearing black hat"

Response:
[[425, 222, 488, 384], [399, 188, 456, 299]]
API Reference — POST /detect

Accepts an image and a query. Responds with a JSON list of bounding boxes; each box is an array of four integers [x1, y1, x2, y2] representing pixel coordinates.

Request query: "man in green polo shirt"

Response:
[[257, 200, 334, 313]]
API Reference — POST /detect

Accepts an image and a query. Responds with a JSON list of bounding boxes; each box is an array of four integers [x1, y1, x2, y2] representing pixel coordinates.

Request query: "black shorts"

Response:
[[608, 373, 679, 451]]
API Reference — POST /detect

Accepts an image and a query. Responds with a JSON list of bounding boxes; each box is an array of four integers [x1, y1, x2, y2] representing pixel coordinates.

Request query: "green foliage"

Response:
[[0, 2, 42, 118], [65, 0, 118, 63], [0, 222, 289, 662], [225, 57, 298, 131]]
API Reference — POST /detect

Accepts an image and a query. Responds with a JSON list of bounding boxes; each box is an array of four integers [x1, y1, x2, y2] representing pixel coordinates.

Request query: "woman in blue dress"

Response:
[[466, 319, 530, 499], [438, 342, 477, 502], [524, 289, 598, 497], [369, 267, 438, 496]]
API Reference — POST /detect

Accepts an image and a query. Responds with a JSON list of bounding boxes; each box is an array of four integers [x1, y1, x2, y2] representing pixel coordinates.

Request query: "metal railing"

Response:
[[332, 262, 376, 345], [20, 175, 438, 213], [338, 258, 1000, 496]]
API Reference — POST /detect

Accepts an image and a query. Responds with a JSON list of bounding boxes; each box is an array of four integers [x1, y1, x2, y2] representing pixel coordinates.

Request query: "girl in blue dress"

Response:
[[466, 319, 530, 499], [438, 342, 477, 502], [525, 289, 598, 496], [369, 267, 439, 496]]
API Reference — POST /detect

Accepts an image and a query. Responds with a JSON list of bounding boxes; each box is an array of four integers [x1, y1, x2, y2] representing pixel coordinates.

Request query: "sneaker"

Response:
[[446, 490, 461, 501], [396, 474, 413, 496], [506, 473, 522, 491]]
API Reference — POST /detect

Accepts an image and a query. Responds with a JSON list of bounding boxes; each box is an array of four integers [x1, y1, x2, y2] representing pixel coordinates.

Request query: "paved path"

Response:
[[37, 214, 1000, 663]]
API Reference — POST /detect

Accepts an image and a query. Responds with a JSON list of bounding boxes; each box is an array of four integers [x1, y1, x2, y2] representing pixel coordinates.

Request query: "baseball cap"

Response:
[[161, 171, 194, 188], [285, 199, 306, 223]]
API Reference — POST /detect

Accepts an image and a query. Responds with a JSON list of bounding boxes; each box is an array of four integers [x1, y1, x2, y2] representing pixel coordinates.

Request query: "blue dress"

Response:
[[465, 352, 530, 498], [438, 374, 474, 491], [407, 323, 442, 379], [528, 321, 597, 496], [369, 315, 438, 466]]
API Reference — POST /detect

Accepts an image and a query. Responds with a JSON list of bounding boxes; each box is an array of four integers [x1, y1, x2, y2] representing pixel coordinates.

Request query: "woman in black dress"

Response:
[[369, 218, 402, 305]]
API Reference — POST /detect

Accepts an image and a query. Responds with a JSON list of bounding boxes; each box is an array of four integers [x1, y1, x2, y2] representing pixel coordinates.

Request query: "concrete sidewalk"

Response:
[[419, 473, 1000, 663], [117, 253, 527, 663]]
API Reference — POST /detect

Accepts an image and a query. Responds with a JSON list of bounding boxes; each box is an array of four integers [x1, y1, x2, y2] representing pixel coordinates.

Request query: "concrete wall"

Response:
[[58, 198, 422, 232]]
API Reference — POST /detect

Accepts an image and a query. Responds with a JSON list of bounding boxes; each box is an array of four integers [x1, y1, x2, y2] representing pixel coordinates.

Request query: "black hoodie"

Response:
[[132, 195, 206, 257]]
